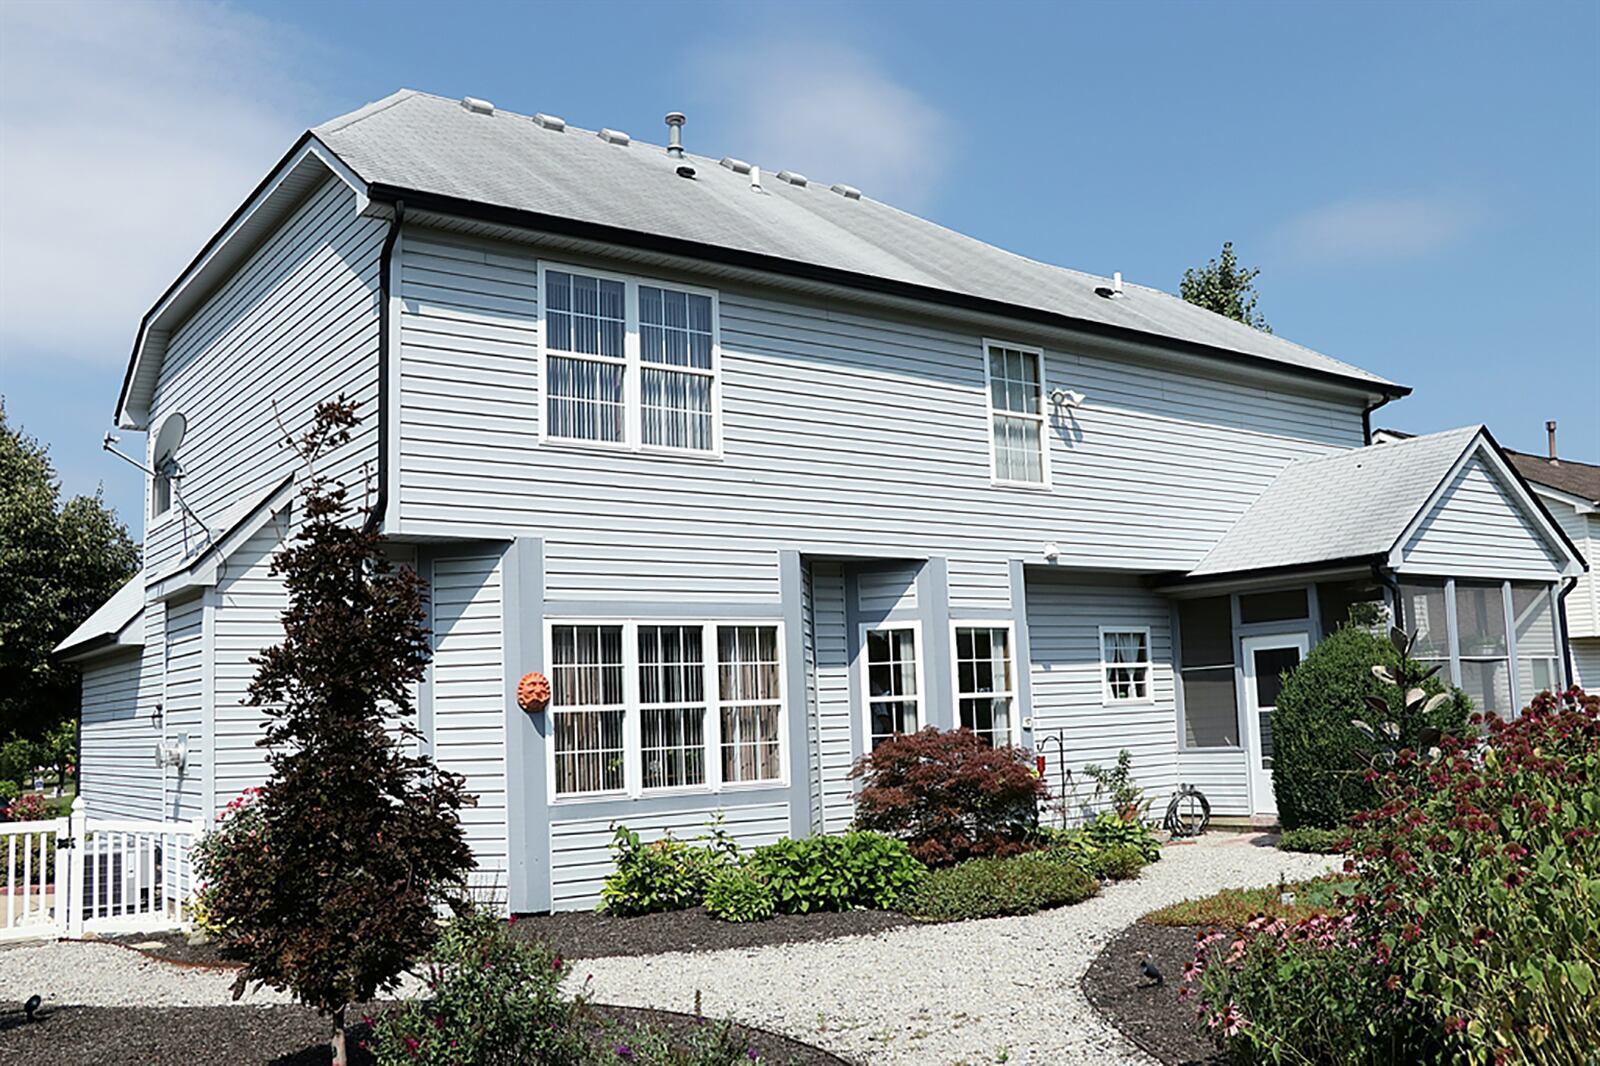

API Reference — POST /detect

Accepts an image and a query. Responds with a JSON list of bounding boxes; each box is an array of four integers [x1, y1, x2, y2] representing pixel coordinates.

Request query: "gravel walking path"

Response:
[[579, 834, 1338, 1065], [0, 833, 1335, 1065]]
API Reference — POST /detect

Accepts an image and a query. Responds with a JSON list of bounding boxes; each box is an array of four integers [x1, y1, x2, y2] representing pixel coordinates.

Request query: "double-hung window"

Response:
[[541, 265, 720, 454], [863, 626, 920, 748], [985, 341, 1047, 485], [1101, 628, 1152, 703], [551, 621, 784, 799], [953, 624, 1015, 745]]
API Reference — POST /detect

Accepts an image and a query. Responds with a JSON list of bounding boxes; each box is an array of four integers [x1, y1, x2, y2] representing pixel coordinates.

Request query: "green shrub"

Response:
[[1276, 826, 1349, 854], [1084, 812, 1161, 863], [906, 855, 1097, 922], [370, 911, 585, 1066], [746, 831, 925, 914], [1087, 843, 1146, 881], [599, 826, 732, 916], [702, 867, 776, 923], [1271, 624, 1469, 829], [1145, 875, 1354, 928], [600, 1013, 762, 1064]]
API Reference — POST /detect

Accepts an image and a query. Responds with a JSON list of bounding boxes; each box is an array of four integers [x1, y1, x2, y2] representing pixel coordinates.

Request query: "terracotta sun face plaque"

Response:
[[517, 671, 551, 712]]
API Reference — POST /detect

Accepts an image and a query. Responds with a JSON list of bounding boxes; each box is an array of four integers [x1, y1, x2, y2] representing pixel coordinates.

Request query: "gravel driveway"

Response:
[[0, 833, 1335, 1065], [579, 833, 1337, 1065]]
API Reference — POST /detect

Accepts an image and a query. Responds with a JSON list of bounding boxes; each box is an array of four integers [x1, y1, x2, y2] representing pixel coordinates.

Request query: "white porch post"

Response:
[[64, 794, 86, 937]]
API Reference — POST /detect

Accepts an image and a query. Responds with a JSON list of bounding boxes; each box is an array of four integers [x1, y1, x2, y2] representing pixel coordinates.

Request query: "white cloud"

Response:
[[696, 40, 947, 210], [1277, 193, 1481, 263], [0, 0, 316, 366]]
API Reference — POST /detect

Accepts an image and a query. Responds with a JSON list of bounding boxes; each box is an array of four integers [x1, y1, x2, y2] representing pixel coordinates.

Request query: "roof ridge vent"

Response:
[[829, 183, 861, 200], [533, 112, 566, 131], [720, 157, 752, 174], [775, 170, 808, 187], [460, 97, 495, 116], [597, 128, 630, 146]]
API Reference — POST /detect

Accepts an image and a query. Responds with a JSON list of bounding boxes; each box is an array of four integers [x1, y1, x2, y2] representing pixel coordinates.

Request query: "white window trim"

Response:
[[981, 338, 1051, 490], [543, 617, 786, 804], [857, 620, 926, 750], [536, 261, 724, 458], [1099, 625, 1155, 706], [949, 619, 1019, 745], [148, 412, 184, 526]]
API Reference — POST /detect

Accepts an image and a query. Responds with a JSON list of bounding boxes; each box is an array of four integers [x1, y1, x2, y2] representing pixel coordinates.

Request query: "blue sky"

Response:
[[1, 0, 1595, 542]]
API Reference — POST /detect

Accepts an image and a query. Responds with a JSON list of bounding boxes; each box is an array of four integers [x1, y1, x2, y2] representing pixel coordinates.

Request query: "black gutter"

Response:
[[364, 200, 405, 535], [1362, 393, 1399, 446], [1557, 576, 1579, 687], [1371, 562, 1403, 630], [363, 183, 1413, 403]]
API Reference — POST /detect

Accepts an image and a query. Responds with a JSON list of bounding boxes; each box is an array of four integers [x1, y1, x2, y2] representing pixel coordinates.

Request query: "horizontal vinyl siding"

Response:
[[812, 563, 855, 832], [164, 594, 206, 823], [1402, 456, 1564, 580], [548, 800, 790, 911], [1025, 572, 1183, 823], [1176, 750, 1251, 818], [431, 551, 509, 897], [1549, 505, 1597, 638], [145, 176, 383, 576], [857, 562, 919, 617], [396, 232, 1367, 602], [212, 520, 289, 807], [78, 651, 161, 819], [1572, 639, 1600, 691]]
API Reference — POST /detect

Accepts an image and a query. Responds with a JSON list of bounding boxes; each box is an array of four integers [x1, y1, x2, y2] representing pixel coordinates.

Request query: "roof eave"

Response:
[[361, 182, 1411, 402]]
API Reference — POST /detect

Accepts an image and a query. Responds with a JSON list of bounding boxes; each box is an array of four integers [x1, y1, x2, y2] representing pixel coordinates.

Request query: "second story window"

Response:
[[149, 411, 187, 522], [541, 265, 721, 455], [985, 341, 1047, 485]]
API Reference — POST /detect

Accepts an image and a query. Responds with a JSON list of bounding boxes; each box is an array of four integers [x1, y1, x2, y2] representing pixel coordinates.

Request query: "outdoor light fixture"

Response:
[[1050, 386, 1086, 409], [1043, 542, 1062, 562]]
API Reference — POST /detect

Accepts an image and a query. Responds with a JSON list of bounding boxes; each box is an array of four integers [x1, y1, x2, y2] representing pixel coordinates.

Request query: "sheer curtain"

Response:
[[546, 271, 626, 442], [640, 285, 714, 450], [717, 625, 781, 782]]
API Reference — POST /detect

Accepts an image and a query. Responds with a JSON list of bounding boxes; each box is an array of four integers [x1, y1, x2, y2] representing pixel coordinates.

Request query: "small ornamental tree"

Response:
[[198, 399, 475, 1066], [850, 727, 1048, 866]]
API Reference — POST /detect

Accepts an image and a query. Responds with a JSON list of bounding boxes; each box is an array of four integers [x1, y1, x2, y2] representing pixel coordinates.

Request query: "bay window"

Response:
[[541, 264, 720, 454], [954, 624, 1015, 745], [550, 620, 783, 798]]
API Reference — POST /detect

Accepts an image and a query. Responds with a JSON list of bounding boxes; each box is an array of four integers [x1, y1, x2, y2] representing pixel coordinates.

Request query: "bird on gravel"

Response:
[[23, 994, 41, 1021], [1138, 957, 1164, 986]]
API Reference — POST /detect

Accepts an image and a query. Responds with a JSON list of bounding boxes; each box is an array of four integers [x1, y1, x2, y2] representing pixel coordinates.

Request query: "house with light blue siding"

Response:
[[56, 90, 1588, 912]]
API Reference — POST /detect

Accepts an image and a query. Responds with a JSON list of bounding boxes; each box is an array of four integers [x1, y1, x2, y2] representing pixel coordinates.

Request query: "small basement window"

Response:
[[1100, 628, 1152, 703]]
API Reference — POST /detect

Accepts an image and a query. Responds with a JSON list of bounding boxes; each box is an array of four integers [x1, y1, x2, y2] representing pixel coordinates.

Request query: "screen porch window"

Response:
[[551, 625, 626, 795], [1511, 584, 1560, 706], [1401, 580, 1451, 676], [954, 625, 1014, 745], [1456, 581, 1512, 719], [865, 627, 919, 748], [1177, 596, 1237, 748], [986, 343, 1046, 484], [637, 625, 707, 790], [639, 285, 714, 450], [1101, 628, 1152, 703], [718, 626, 782, 783], [544, 270, 627, 443]]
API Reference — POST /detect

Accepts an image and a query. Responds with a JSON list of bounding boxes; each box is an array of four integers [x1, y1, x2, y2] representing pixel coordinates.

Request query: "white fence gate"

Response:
[[0, 796, 203, 941]]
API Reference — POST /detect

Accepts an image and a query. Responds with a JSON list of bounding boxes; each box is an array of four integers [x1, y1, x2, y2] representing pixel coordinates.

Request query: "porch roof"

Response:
[[54, 571, 145, 661]]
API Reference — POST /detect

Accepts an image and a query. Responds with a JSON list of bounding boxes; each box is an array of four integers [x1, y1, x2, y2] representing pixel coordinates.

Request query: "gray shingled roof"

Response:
[[54, 571, 145, 657], [1188, 426, 1483, 577], [312, 90, 1399, 394]]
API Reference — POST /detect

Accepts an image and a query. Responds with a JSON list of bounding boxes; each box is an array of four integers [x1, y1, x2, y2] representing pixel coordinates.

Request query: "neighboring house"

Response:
[[1507, 440, 1600, 688], [55, 90, 1587, 912]]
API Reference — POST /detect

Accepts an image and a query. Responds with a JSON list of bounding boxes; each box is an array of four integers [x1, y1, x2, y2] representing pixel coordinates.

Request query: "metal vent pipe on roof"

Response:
[[664, 112, 686, 157], [1547, 420, 1559, 462]]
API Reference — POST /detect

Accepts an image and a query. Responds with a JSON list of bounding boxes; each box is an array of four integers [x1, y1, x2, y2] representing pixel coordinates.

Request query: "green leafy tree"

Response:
[[0, 401, 140, 741], [1180, 241, 1272, 332], [198, 399, 475, 1066]]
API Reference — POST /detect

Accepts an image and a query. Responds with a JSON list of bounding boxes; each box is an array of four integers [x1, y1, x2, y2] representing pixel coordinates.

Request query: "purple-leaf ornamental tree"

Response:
[[195, 398, 475, 1066]]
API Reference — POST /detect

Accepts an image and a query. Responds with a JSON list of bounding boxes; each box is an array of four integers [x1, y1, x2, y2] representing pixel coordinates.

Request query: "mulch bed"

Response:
[[1081, 922, 1223, 1066], [101, 930, 246, 969], [0, 1002, 849, 1066], [509, 906, 909, 959]]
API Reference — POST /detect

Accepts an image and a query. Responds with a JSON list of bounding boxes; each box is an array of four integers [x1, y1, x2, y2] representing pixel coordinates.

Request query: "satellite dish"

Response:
[[151, 413, 187, 471]]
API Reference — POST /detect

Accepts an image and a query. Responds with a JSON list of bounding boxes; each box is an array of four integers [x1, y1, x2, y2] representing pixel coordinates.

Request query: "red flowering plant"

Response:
[[191, 787, 267, 937], [1, 792, 49, 823], [850, 727, 1048, 866]]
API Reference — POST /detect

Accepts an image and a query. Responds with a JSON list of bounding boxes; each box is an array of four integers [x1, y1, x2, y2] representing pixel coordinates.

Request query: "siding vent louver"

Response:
[[719, 157, 752, 174], [830, 183, 861, 200], [775, 170, 808, 187], [460, 97, 495, 116], [533, 112, 567, 131], [597, 128, 630, 146]]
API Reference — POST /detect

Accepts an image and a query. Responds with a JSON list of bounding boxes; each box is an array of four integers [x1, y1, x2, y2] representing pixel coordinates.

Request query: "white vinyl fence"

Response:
[[0, 796, 204, 941]]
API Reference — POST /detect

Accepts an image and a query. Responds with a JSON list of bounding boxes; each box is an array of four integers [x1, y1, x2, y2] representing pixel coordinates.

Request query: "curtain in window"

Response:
[[1103, 630, 1150, 701], [551, 625, 626, 794], [640, 285, 714, 450], [988, 347, 1044, 482], [638, 625, 707, 789], [546, 271, 626, 443], [955, 626, 1013, 745], [718, 626, 781, 782], [866, 628, 918, 747]]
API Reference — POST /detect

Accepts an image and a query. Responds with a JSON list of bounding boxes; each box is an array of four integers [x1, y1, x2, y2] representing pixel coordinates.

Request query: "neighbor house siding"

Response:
[[430, 550, 510, 896], [78, 650, 160, 819], [1025, 571, 1180, 823], [1545, 503, 1597, 639], [1401, 456, 1565, 580], [394, 231, 1369, 604], [143, 176, 384, 577], [548, 800, 790, 911]]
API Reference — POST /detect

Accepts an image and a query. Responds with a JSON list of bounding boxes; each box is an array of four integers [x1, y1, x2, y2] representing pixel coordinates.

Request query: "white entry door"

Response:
[[1241, 633, 1310, 818]]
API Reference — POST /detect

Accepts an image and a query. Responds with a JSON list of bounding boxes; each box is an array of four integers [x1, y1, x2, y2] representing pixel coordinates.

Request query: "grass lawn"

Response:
[[1142, 874, 1355, 928]]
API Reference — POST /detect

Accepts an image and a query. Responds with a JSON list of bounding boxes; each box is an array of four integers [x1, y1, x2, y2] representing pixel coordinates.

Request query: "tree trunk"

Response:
[[331, 1005, 347, 1066]]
